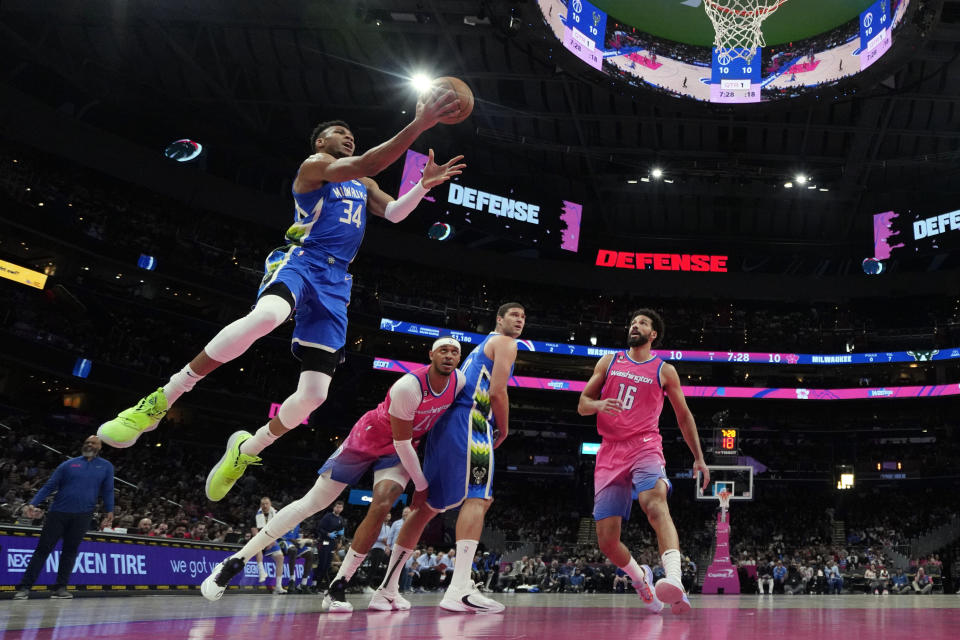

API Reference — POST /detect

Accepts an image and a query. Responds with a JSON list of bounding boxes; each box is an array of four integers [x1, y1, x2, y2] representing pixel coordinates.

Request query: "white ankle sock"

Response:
[[162, 365, 204, 405], [240, 424, 279, 456], [334, 548, 367, 583], [380, 545, 414, 593], [620, 557, 645, 583], [450, 539, 478, 590], [661, 549, 682, 582]]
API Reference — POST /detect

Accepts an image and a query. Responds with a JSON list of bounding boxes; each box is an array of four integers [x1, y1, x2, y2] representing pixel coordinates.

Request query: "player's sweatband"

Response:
[[393, 438, 429, 491], [383, 180, 429, 223]]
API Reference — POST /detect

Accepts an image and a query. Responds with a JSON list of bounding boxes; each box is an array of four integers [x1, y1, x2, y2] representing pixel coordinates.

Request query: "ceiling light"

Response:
[[651, 167, 663, 178], [795, 174, 808, 184], [410, 73, 434, 94]]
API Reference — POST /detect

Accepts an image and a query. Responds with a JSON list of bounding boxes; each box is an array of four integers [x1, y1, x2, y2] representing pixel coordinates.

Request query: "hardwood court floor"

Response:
[[3, 592, 959, 639]]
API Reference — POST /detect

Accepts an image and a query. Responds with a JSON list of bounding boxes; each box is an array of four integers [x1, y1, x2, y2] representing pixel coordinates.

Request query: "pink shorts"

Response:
[[593, 436, 670, 521]]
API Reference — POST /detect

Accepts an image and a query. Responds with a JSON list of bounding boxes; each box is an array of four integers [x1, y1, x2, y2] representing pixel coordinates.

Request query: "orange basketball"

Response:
[[431, 76, 474, 125]]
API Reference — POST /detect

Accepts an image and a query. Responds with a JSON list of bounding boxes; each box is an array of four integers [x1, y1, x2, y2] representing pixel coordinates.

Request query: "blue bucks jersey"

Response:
[[456, 333, 515, 430], [287, 179, 368, 264]]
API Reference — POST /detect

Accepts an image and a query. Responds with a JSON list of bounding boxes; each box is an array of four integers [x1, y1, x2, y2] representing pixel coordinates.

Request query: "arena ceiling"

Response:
[[2, 0, 960, 258], [595, 0, 875, 47]]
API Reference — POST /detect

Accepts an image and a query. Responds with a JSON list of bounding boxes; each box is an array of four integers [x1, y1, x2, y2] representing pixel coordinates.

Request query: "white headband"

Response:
[[432, 337, 461, 351]]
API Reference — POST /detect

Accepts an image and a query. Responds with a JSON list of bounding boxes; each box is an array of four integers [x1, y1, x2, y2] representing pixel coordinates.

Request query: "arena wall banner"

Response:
[[379, 317, 960, 365], [373, 357, 960, 401], [0, 528, 305, 591]]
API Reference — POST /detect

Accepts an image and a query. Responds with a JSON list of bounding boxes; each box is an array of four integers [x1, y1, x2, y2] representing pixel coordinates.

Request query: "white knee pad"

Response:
[[277, 371, 331, 428], [205, 295, 291, 363]]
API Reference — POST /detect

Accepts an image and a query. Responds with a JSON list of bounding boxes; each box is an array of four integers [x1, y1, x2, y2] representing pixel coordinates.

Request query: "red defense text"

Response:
[[595, 250, 728, 273]]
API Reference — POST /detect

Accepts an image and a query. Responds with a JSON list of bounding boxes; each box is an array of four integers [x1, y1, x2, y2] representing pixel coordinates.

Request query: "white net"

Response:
[[718, 490, 732, 516], [703, 0, 789, 65]]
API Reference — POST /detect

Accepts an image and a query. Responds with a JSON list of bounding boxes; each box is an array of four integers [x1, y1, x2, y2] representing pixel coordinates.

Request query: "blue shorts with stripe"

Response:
[[593, 462, 673, 521], [318, 443, 403, 486], [422, 404, 495, 511], [258, 247, 352, 356]]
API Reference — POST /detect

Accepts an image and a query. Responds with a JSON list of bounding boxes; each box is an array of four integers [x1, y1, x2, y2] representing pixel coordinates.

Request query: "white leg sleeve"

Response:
[[233, 474, 346, 561], [277, 370, 331, 429], [204, 295, 291, 363]]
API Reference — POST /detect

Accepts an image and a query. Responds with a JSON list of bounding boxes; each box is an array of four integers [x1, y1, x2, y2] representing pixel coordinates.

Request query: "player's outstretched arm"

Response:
[[577, 353, 620, 416], [364, 149, 466, 222], [661, 363, 710, 491], [298, 90, 460, 188], [489, 336, 519, 448]]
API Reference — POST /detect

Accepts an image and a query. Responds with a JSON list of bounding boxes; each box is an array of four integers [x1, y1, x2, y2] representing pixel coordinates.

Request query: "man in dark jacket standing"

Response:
[[13, 435, 114, 600]]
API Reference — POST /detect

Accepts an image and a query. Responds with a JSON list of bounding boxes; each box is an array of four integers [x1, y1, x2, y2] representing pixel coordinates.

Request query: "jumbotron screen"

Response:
[[536, 0, 908, 104], [873, 208, 960, 259], [399, 150, 582, 253]]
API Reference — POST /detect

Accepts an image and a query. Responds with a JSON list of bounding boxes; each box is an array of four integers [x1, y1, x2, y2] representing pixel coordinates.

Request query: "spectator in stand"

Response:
[[136, 517, 153, 536], [773, 560, 787, 594], [569, 567, 585, 592], [612, 566, 629, 593], [826, 560, 843, 594], [13, 435, 114, 600], [417, 546, 439, 591], [368, 512, 392, 588], [864, 565, 880, 594], [877, 566, 890, 594], [758, 560, 774, 595], [312, 499, 345, 589], [913, 567, 933, 594], [890, 568, 911, 594], [784, 564, 805, 595], [191, 522, 208, 541]]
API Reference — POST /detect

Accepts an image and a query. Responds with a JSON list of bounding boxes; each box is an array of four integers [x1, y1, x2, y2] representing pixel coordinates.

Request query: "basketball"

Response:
[[429, 76, 474, 125]]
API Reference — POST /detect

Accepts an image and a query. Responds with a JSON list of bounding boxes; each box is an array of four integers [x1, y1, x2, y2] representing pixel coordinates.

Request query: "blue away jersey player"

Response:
[[372, 302, 525, 614], [98, 88, 467, 502]]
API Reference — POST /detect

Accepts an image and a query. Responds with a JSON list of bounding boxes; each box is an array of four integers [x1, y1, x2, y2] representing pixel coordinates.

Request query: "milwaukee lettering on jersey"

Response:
[[330, 185, 366, 200]]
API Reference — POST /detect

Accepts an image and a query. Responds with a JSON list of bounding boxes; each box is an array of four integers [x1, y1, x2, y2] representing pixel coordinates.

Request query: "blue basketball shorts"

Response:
[[317, 442, 408, 487], [423, 404, 494, 511], [257, 247, 352, 356], [593, 458, 672, 522]]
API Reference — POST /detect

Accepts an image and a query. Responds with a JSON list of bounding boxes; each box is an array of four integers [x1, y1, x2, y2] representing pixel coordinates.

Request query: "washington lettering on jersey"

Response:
[[597, 352, 665, 442], [607, 368, 655, 385]]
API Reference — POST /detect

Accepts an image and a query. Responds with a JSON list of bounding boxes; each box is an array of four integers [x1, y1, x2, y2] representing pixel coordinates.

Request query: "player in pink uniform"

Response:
[[201, 337, 464, 608], [578, 309, 709, 614]]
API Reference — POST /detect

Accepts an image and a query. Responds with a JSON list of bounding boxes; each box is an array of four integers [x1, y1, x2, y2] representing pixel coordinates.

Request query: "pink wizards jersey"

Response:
[[342, 366, 461, 457], [597, 352, 665, 444]]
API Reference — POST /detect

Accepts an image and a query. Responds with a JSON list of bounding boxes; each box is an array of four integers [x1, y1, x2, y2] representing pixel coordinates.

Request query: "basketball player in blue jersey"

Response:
[[98, 88, 466, 502], [371, 303, 525, 614]]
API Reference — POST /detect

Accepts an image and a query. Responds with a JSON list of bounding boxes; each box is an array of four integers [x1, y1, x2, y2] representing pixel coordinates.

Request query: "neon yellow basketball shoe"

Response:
[[98, 388, 168, 448], [205, 431, 262, 502]]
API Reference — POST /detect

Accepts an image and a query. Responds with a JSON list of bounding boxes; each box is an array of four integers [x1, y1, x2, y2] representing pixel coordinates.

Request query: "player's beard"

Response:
[[627, 332, 649, 347]]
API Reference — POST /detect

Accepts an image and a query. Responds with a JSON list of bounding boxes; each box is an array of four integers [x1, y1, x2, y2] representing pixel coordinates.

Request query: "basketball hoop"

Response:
[[703, 0, 789, 65], [718, 489, 732, 514]]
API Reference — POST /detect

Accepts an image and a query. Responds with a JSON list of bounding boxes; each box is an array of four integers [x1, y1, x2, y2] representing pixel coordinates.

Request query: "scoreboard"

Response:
[[710, 47, 762, 104], [562, 0, 608, 70], [859, 0, 892, 71], [714, 428, 740, 456]]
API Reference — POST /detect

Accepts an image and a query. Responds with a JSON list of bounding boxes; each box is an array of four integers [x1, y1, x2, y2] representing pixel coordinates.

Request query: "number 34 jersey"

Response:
[[597, 352, 666, 444], [288, 178, 368, 265]]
